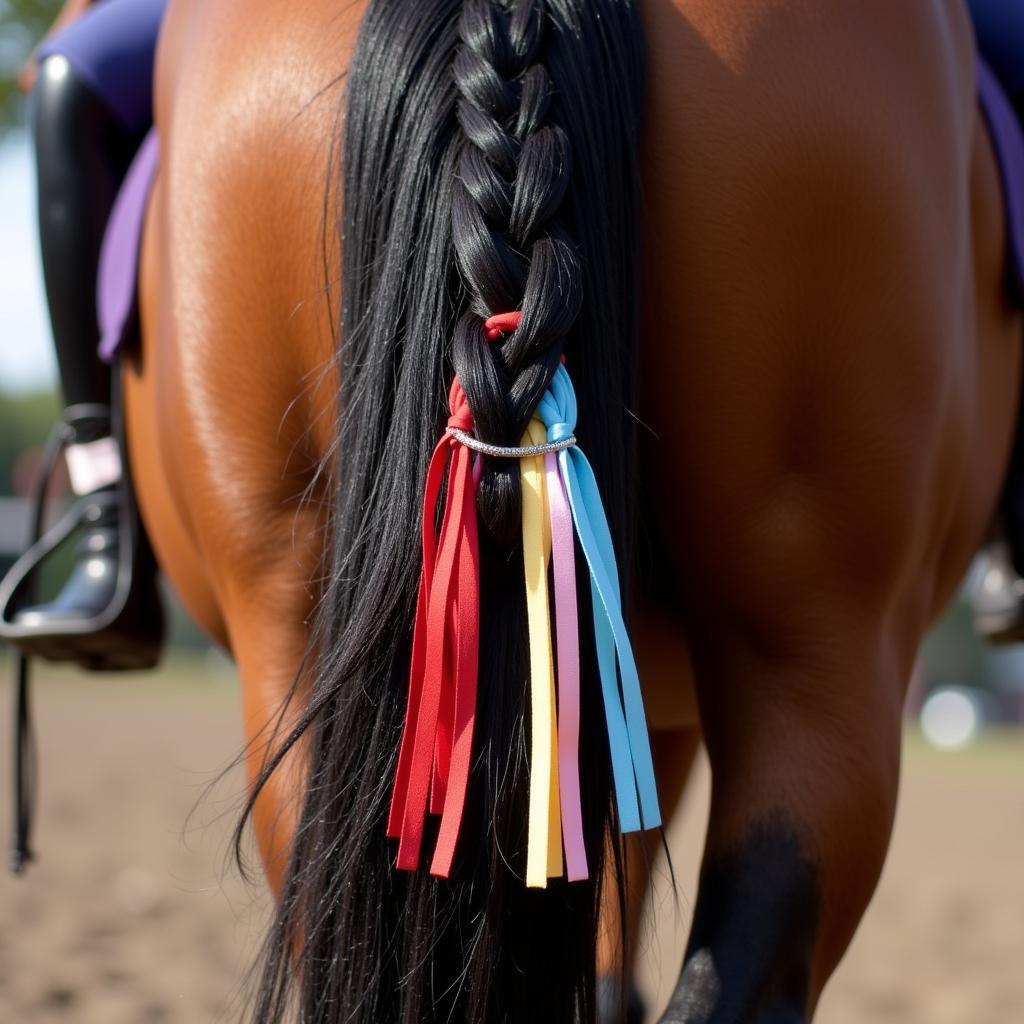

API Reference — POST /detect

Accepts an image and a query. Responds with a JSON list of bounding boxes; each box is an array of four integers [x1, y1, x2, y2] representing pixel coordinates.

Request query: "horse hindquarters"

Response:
[[140, 0, 656, 1020], [640, 1, 1021, 1019], [128, 0, 351, 892]]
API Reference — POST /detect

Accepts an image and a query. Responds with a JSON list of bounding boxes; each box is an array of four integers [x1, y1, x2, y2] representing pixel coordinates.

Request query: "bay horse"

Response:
[[117, 0, 1019, 1020]]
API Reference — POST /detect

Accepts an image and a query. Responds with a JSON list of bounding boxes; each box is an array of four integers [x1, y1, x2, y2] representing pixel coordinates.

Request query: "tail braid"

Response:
[[451, 0, 583, 544]]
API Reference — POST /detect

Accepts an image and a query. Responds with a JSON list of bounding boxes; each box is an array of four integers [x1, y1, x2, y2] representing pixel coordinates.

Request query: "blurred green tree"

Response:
[[0, 0, 61, 135]]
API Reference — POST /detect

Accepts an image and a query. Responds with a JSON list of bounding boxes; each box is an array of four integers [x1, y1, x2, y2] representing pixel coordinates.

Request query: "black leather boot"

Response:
[[0, 403, 164, 671]]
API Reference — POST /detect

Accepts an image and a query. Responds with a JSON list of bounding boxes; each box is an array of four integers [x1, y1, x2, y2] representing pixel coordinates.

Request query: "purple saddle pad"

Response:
[[97, 128, 159, 363], [978, 55, 1024, 302]]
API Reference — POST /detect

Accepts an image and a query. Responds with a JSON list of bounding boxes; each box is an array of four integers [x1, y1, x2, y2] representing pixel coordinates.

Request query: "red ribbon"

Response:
[[388, 377, 481, 876]]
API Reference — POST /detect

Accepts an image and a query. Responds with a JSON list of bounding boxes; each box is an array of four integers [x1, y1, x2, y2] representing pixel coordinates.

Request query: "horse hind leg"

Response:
[[640, 1, 1017, 1019]]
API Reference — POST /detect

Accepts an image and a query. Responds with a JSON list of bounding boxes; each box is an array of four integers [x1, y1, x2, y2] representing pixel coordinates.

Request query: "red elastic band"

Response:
[[483, 311, 522, 341], [483, 313, 567, 366]]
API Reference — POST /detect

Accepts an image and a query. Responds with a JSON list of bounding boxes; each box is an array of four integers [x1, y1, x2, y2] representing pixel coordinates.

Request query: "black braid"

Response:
[[242, 0, 648, 1020], [451, 0, 582, 545]]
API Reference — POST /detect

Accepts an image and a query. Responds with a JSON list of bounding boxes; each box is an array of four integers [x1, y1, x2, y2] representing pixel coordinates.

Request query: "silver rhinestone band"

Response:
[[446, 427, 576, 459]]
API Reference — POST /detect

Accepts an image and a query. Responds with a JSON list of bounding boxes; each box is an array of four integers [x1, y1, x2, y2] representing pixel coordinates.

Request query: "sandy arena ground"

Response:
[[0, 654, 1021, 1023]]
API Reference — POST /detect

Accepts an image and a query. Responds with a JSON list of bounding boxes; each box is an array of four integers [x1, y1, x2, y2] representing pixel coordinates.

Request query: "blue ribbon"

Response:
[[537, 366, 661, 832]]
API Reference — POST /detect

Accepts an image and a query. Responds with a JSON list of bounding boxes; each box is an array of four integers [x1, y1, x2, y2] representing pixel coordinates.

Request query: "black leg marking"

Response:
[[658, 814, 820, 1023]]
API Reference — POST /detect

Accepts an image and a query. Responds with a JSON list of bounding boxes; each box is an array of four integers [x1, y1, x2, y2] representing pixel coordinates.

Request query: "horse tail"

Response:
[[246, 1, 647, 1020]]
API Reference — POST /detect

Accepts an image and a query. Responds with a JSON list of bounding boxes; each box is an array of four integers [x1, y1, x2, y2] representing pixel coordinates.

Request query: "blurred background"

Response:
[[1, 2, 1022, 1022]]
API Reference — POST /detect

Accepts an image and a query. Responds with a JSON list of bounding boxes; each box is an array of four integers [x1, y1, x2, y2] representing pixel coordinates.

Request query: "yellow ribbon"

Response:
[[521, 418, 563, 887]]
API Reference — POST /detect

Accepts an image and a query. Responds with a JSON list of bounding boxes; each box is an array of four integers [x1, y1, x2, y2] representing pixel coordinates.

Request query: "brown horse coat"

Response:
[[126, 0, 1019, 1014]]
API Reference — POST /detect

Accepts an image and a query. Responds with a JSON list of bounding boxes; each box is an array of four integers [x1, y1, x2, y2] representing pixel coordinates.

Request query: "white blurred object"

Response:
[[920, 687, 982, 750]]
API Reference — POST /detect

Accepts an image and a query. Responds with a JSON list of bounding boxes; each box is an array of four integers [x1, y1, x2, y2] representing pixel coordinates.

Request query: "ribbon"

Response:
[[546, 448, 588, 881], [389, 316, 659, 884], [521, 419, 563, 887], [388, 377, 481, 877], [537, 365, 661, 833]]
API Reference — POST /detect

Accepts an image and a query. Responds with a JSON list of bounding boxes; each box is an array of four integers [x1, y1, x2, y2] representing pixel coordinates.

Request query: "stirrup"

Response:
[[0, 398, 163, 670], [3, 377, 164, 873]]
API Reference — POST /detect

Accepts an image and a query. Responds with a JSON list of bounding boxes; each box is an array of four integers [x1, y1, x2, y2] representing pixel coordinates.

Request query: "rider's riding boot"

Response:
[[0, 404, 164, 671], [0, 56, 163, 670]]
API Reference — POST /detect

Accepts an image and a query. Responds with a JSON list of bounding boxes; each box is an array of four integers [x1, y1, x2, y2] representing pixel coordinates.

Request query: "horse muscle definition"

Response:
[[123, 0, 1019, 1021]]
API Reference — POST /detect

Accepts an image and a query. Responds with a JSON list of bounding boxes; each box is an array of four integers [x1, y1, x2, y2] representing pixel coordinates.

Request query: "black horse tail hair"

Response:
[[242, 1, 647, 1020]]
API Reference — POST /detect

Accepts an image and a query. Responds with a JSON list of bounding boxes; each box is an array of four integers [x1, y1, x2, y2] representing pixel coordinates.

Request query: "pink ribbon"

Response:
[[546, 452, 587, 880]]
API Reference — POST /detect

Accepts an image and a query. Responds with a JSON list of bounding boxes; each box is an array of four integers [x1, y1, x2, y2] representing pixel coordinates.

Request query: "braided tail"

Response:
[[451, 0, 582, 545], [245, 2, 649, 1022]]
